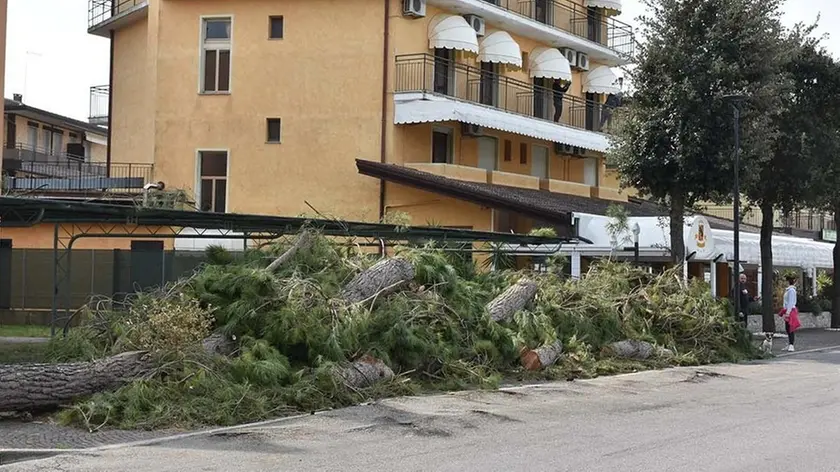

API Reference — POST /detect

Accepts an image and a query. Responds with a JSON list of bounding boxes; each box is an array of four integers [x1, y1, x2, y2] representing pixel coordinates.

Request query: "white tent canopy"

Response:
[[585, 0, 622, 15], [573, 213, 834, 269], [528, 47, 572, 82], [478, 31, 522, 67], [428, 14, 479, 54], [583, 66, 621, 94]]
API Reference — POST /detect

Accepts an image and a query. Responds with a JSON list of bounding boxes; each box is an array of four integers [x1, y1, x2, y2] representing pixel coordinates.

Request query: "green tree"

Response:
[[803, 54, 840, 327], [609, 0, 785, 264], [741, 31, 828, 332]]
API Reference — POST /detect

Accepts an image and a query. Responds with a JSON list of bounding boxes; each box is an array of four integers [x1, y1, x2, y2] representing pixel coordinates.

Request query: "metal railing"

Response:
[[703, 207, 836, 233], [395, 54, 620, 133], [88, 0, 146, 30], [479, 0, 635, 58], [89, 85, 109, 125]]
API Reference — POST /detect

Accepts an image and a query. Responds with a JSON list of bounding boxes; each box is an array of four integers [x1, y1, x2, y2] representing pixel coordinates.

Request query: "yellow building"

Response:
[[90, 0, 633, 234]]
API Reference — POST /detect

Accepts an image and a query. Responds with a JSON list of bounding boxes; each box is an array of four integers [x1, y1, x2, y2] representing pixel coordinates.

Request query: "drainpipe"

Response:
[[378, 0, 391, 224], [106, 30, 115, 177]]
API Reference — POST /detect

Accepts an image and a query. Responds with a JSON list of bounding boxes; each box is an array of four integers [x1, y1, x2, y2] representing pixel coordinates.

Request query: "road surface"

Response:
[[4, 349, 840, 471]]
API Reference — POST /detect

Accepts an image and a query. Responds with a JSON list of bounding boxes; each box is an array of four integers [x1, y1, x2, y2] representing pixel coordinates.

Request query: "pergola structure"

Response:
[[0, 197, 576, 334]]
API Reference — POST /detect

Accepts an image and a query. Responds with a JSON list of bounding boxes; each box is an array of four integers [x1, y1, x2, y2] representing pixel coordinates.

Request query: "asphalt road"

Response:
[[5, 349, 840, 472]]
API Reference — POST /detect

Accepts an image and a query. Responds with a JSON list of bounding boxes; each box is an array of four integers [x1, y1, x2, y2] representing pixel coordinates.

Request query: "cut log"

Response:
[[340, 258, 415, 304], [487, 278, 539, 322], [0, 351, 153, 412], [520, 340, 564, 371], [334, 355, 395, 389], [266, 231, 314, 273], [604, 340, 655, 360], [202, 333, 235, 357]]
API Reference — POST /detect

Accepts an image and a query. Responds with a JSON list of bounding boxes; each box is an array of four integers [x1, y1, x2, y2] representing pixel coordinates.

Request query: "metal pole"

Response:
[[733, 103, 742, 324], [634, 241, 639, 264]]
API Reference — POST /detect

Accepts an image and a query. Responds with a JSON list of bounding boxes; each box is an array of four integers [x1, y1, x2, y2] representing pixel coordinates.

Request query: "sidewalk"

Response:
[[762, 328, 840, 355]]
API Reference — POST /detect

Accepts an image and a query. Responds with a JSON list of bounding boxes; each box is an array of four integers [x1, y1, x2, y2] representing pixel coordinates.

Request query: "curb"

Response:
[[0, 412, 318, 467], [773, 344, 840, 358]]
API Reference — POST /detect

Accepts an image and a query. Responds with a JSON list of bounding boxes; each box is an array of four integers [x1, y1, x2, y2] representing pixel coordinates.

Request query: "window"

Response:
[[531, 145, 548, 179], [269, 16, 284, 39], [533, 78, 551, 120], [198, 151, 228, 212], [201, 18, 232, 93], [503, 140, 512, 162], [267, 118, 282, 143], [27, 125, 38, 151], [433, 48, 454, 95], [519, 142, 527, 164], [479, 62, 499, 106], [431, 128, 452, 164]]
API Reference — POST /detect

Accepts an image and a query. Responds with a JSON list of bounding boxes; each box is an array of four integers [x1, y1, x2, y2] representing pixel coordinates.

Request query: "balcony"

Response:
[[394, 54, 620, 151], [2, 145, 152, 194], [88, 0, 149, 37], [89, 85, 109, 127], [703, 206, 836, 234], [404, 162, 624, 201], [426, 0, 634, 64]]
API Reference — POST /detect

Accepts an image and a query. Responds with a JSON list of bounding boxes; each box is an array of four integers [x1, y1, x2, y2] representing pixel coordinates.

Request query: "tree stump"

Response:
[[0, 351, 153, 412], [340, 258, 415, 304], [334, 355, 395, 389], [202, 333, 235, 357], [520, 340, 564, 371], [487, 278, 539, 322]]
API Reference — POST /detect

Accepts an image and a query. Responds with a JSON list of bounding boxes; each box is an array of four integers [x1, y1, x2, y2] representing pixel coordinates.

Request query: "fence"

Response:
[[0, 248, 213, 313], [88, 0, 145, 29]]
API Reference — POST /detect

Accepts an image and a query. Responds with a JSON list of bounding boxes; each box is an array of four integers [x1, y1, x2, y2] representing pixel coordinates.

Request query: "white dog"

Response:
[[761, 333, 773, 354]]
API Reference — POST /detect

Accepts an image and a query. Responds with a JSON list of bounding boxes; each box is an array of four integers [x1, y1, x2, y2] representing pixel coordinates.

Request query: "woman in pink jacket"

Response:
[[780, 275, 801, 352]]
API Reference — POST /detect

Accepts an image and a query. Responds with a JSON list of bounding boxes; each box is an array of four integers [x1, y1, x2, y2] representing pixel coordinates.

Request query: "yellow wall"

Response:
[[111, 17, 153, 166], [0, 224, 174, 250], [384, 184, 492, 231]]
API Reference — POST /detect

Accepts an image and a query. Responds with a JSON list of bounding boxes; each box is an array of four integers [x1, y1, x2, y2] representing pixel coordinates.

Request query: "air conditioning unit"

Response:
[[403, 0, 426, 18], [462, 123, 483, 137], [576, 52, 590, 71], [560, 48, 578, 68], [463, 14, 485, 36]]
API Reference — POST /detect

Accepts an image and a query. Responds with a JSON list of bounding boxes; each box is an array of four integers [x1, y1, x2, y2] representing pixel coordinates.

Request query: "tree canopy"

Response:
[[609, 0, 786, 262]]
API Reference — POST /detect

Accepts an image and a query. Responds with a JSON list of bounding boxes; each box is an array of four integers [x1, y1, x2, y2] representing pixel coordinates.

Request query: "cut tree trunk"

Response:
[[334, 355, 395, 389], [340, 258, 415, 304], [202, 333, 235, 357], [0, 351, 153, 412], [760, 203, 776, 333], [266, 231, 314, 273], [604, 340, 655, 360], [487, 278, 539, 322], [520, 340, 563, 371]]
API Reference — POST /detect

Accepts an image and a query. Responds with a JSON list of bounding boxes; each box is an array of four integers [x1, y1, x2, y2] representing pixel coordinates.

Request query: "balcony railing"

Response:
[[478, 0, 634, 58], [88, 0, 146, 31], [395, 54, 620, 134], [703, 207, 836, 233], [89, 85, 109, 126], [2, 146, 152, 193]]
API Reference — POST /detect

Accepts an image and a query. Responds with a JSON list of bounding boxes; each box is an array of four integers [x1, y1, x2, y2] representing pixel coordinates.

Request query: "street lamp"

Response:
[[631, 222, 640, 264], [724, 93, 746, 324]]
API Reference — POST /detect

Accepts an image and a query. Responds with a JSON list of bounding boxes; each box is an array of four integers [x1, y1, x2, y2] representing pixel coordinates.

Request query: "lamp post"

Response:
[[631, 222, 640, 264], [725, 94, 746, 324]]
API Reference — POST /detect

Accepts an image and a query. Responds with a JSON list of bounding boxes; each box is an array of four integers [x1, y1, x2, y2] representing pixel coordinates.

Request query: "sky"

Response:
[[2, 0, 838, 122]]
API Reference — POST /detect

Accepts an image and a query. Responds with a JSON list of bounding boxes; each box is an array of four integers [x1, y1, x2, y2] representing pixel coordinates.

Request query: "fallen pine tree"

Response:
[[0, 232, 758, 429]]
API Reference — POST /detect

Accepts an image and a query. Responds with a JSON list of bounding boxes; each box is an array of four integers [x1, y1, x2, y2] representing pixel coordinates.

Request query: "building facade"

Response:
[[90, 0, 632, 233]]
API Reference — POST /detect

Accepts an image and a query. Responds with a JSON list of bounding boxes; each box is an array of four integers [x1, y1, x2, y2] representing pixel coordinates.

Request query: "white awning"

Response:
[[528, 47, 572, 82], [583, 66, 621, 94], [428, 14, 479, 54], [713, 231, 834, 269], [585, 0, 622, 14], [394, 93, 610, 152], [478, 31, 522, 67]]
